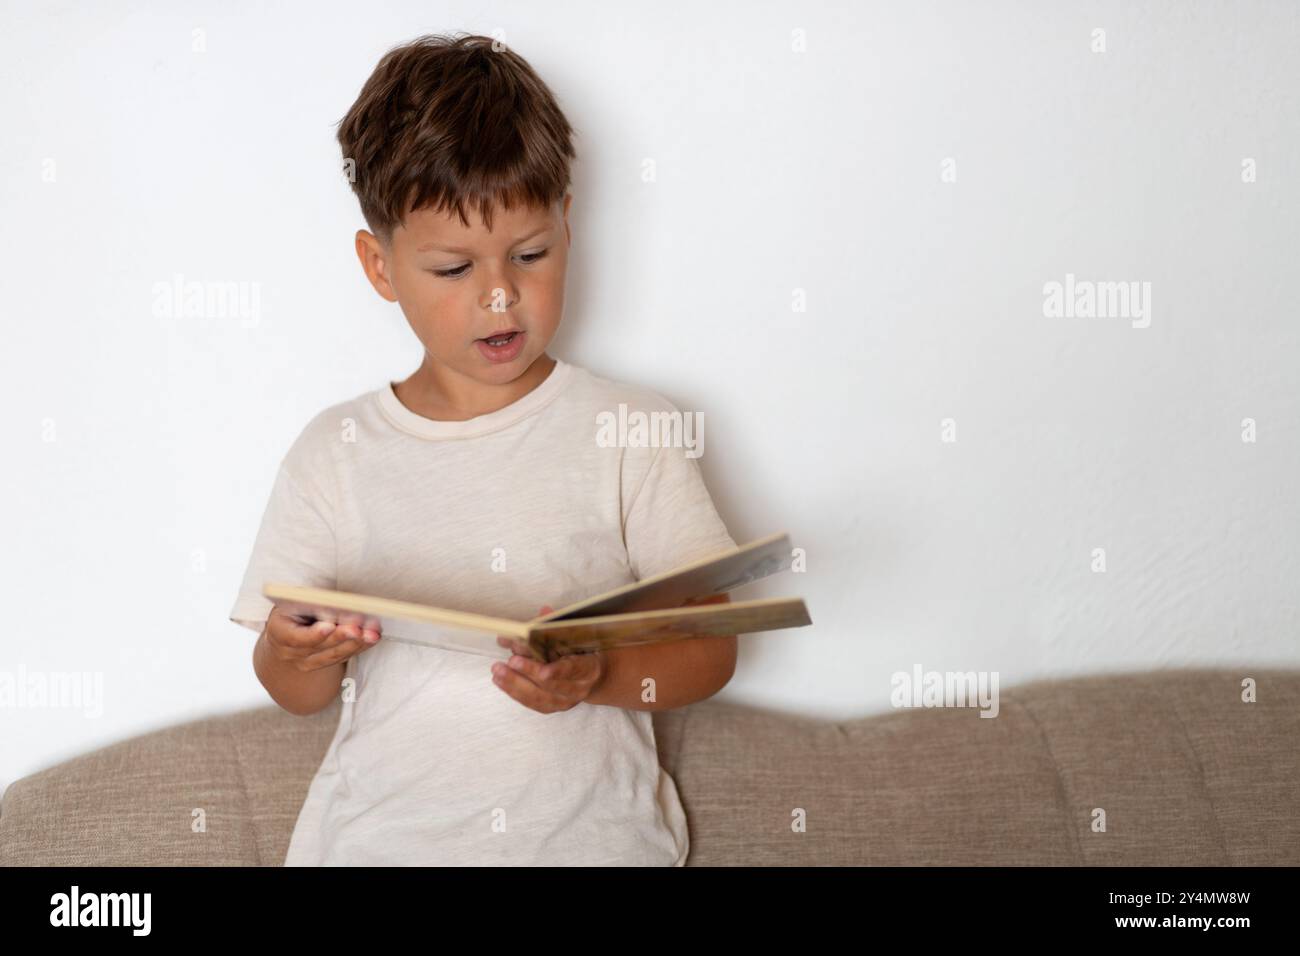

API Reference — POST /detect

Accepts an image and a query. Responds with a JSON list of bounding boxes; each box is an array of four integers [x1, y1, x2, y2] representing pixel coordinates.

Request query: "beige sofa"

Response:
[[2, 668, 1296, 865]]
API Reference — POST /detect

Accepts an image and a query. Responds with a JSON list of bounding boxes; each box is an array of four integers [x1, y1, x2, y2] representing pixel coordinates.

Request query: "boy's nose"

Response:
[[480, 281, 519, 312]]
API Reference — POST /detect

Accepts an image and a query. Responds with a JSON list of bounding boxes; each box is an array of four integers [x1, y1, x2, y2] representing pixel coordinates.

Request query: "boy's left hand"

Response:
[[493, 605, 606, 714]]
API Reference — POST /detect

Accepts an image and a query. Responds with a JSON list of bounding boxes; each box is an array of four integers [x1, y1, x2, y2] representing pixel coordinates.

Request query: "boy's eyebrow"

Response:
[[416, 225, 552, 254]]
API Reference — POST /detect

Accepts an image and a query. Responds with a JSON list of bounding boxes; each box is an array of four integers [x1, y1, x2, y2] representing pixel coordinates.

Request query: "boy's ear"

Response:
[[354, 229, 399, 302]]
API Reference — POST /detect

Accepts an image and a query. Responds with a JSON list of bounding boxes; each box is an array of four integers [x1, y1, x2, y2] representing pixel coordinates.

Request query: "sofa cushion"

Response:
[[657, 694, 1075, 865]]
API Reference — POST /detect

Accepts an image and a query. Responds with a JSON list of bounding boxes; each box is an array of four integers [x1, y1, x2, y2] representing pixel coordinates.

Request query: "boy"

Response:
[[228, 33, 738, 865]]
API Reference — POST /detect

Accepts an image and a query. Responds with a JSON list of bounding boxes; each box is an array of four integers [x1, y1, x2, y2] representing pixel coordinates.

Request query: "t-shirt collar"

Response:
[[377, 358, 574, 440]]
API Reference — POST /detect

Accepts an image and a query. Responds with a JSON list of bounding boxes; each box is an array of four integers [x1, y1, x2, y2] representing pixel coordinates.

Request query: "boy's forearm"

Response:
[[585, 633, 737, 711], [253, 626, 345, 716]]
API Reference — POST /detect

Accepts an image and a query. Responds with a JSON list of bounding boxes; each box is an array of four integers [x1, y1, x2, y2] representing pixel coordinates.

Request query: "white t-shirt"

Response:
[[228, 358, 736, 865]]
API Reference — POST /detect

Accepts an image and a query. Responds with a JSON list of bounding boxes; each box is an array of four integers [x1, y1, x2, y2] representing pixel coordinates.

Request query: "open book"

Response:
[[263, 531, 811, 662]]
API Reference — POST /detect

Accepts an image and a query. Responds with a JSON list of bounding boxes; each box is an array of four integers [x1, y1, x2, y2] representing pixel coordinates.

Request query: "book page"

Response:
[[535, 531, 795, 623]]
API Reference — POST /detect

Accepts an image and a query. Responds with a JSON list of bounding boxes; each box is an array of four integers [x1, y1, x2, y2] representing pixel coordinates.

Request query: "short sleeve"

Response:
[[228, 463, 338, 634], [622, 441, 737, 582]]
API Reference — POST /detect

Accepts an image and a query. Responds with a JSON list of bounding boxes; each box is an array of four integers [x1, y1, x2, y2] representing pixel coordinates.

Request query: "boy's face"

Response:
[[355, 193, 571, 412]]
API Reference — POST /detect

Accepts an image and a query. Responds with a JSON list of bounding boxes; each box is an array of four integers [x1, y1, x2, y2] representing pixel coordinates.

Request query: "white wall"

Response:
[[2, 1, 1297, 794]]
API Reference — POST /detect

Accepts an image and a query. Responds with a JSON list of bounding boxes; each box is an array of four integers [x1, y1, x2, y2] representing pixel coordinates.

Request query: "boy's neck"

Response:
[[394, 353, 558, 422]]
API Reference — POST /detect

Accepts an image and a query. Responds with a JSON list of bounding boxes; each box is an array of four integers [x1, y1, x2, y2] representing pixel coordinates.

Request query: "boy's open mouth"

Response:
[[479, 330, 521, 347]]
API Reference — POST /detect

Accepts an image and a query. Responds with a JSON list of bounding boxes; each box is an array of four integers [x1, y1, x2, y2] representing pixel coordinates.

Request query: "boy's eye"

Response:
[[431, 249, 549, 280]]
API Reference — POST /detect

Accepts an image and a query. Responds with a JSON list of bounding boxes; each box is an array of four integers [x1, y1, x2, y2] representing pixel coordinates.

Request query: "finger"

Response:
[[303, 636, 370, 669], [312, 613, 379, 648], [497, 635, 539, 660], [502, 654, 594, 700], [502, 654, 547, 682], [313, 621, 367, 651], [272, 605, 320, 626], [490, 662, 571, 714], [271, 605, 354, 643], [272, 614, 340, 650]]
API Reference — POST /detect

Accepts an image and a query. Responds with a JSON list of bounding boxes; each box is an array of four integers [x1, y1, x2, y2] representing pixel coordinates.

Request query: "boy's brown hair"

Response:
[[336, 33, 577, 245]]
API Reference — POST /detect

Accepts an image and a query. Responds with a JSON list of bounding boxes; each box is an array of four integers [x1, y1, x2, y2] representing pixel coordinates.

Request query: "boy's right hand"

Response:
[[263, 605, 382, 672]]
